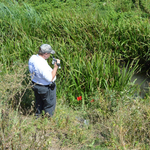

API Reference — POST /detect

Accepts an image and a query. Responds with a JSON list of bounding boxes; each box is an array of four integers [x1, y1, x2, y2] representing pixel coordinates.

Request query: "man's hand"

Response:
[[56, 59, 60, 64], [52, 59, 60, 81], [54, 59, 61, 69]]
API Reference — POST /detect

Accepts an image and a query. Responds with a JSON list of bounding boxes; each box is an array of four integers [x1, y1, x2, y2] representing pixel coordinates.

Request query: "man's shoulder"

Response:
[[28, 55, 46, 68], [29, 54, 38, 62]]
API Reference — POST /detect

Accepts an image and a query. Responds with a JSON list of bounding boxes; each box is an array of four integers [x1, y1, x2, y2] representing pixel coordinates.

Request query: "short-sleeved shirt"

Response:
[[28, 54, 56, 85]]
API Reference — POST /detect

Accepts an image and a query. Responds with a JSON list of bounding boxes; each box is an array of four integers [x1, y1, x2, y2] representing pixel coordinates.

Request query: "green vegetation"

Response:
[[0, 0, 150, 149]]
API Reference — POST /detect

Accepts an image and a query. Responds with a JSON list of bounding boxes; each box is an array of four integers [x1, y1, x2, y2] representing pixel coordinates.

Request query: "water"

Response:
[[131, 72, 150, 98]]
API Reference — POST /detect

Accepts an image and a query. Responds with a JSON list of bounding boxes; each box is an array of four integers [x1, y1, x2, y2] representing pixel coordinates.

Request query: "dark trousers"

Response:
[[32, 83, 56, 117]]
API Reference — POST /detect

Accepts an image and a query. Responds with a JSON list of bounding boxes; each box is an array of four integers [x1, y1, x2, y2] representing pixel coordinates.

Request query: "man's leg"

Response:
[[43, 85, 56, 117], [34, 90, 44, 117]]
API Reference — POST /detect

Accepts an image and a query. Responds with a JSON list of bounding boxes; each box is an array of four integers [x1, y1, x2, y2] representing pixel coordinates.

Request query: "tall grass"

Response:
[[57, 49, 139, 108], [0, 0, 147, 113], [0, 0, 149, 69]]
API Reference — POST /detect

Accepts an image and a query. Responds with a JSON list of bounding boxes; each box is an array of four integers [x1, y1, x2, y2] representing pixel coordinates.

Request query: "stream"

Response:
[[131, 72, 150, 98]]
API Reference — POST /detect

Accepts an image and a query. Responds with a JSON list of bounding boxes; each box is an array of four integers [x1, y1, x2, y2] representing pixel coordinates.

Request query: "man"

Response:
[[28, 44, 60, 118]]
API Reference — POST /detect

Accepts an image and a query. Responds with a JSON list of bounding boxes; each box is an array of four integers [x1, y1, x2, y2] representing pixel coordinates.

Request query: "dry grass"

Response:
[[1, 64, 150, 150]]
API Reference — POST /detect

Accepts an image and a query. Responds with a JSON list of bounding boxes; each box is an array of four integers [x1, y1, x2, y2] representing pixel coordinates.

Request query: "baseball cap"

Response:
[[39, 44, 55, 54]]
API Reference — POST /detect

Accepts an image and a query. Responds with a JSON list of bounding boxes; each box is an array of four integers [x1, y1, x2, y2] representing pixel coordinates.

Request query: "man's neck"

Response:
[[39, 54, 46, 59]]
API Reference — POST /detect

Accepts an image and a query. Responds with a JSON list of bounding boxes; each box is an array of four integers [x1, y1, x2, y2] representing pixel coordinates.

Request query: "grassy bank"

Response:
[[0, 64, 150, 149], [0, 0, 150, 149]]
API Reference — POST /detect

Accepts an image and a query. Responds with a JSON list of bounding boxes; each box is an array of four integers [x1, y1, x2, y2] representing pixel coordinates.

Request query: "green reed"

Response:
[[0, 0, 148, 103], [1, 1, 149, 59], [0, 0, 147, 99]]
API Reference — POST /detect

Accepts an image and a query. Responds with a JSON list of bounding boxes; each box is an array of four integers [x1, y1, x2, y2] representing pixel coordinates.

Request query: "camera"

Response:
[[52, 56, 61, 69]]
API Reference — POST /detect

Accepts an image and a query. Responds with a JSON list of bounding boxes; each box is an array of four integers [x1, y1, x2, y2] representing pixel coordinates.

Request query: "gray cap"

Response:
[[39, 44, 55, 54]]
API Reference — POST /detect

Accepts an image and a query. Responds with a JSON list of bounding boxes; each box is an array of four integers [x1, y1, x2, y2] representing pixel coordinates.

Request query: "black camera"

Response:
[[49, 82, 55, 90], [52, 56, 61, 69]]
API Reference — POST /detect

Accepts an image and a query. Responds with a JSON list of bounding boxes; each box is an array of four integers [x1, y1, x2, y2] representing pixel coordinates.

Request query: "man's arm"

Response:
[[51, 59, 60, 81]]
